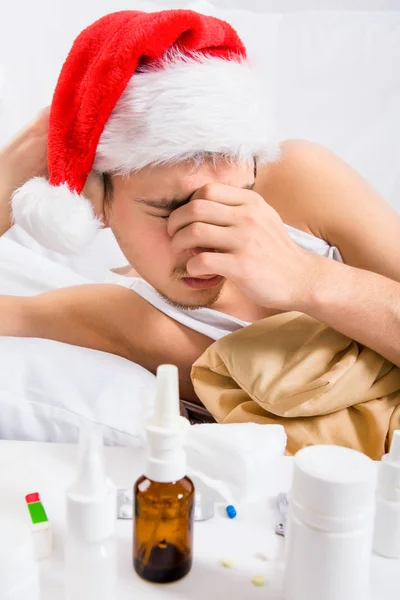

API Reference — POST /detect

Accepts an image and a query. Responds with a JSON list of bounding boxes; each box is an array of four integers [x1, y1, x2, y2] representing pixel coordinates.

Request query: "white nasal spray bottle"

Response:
[[133, 365, 195, 583], [65, 424, 117, 600], [374, 430, 400, 558]]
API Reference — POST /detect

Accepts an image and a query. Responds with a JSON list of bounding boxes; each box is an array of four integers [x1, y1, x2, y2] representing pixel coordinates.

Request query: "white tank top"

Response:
[[105, 224, 342, 341]]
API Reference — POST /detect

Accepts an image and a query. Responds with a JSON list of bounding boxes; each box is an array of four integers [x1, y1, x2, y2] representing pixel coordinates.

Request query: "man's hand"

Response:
[[0, 108, 50, 236], [0, 107, 105, 236], [0, 107, 50, 191], [167, 182, 316, 310]]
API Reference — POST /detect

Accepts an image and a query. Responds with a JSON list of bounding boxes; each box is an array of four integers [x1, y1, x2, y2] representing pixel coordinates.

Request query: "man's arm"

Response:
[[2, 284, 212, 401], [256, 139, 400, 283], [252, 140, 400, 365], [298, 254, 400, 367]]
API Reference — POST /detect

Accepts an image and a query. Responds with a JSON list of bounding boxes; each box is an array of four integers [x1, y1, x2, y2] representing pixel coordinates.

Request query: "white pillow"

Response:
[[0, 231, 156, 444], [4, 225, 127, 283], [2, 337, 156, 444]]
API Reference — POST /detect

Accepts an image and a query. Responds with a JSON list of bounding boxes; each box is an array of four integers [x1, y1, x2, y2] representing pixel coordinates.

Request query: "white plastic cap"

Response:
[[67, 424, 117, 543], [291, 445, 376, 523], [145, 365, 190, 483], [377, 430, 400, 501]]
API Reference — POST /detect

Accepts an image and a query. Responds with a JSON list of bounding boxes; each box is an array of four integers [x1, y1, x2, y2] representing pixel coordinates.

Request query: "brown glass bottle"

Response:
[[133, 475, 194, 583]]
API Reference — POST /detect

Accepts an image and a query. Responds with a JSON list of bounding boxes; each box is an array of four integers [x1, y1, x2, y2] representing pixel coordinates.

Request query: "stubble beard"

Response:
[[154, 264, 224, 311]]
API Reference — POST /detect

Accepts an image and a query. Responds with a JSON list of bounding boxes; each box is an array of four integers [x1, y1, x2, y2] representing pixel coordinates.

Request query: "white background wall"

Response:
[[159, 0, 400, 8], [1, 0, 399, 138], [1, 0, 400, 207]]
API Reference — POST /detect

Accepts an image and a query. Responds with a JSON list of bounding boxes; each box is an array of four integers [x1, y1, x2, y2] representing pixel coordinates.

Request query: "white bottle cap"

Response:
[[144, 365, 190, 483], [67, 424, 117, 543], [377, 430, 400, 501], [291, 445, 376, 528]]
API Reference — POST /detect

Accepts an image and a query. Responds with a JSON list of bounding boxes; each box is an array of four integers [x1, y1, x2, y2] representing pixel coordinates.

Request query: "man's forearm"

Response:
[[298, 256, 400, 366], [1, 295, 34, 336]]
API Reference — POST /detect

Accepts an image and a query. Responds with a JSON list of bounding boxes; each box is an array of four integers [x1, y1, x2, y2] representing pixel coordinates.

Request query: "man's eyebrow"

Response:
[[135, 181, 255, 211]]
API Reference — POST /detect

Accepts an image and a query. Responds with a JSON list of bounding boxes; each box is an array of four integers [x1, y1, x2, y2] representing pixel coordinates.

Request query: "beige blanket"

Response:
[[191, 312, 400, 458]]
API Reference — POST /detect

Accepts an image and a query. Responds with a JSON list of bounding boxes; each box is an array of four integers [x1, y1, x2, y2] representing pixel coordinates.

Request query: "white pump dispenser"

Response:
[[144, 364, 190, 483], [65, 424, 117, 600], [374, 430, 400, 558]]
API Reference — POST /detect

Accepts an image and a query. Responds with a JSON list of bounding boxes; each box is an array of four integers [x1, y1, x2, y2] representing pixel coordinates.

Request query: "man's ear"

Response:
[[102, 202, 110, 228], [102, 207, 110, 228], [82, 171, 108, 227]]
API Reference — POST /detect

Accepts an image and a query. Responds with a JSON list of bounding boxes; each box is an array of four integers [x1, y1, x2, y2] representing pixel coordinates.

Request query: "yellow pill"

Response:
[[252, 575, 265, 587], [222, 558, 235, 569]]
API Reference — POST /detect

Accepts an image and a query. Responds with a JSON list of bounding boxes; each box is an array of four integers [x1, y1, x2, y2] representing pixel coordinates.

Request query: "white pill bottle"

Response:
[[283, 445, 376, 600]]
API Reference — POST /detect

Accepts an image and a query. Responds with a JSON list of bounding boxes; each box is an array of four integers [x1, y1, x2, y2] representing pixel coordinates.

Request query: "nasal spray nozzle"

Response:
[[76, 425, 107, 495], [67, 424, 117, 542], [145, 364, 190, 483], [150, 364, 181, 428]]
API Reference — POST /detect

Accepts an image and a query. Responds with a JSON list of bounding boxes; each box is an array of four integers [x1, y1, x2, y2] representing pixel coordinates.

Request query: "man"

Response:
[[1, 9, 400, 408]]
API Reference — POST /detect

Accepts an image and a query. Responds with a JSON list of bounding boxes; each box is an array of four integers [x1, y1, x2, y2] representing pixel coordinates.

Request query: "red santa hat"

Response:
[[12, 9, 279, 254]]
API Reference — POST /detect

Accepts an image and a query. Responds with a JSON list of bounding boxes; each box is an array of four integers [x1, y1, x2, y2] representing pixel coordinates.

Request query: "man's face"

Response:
[[105, 160, 254, 309]]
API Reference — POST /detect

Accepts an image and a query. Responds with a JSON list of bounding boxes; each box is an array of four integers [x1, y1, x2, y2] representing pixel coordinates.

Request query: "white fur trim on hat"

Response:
[[11, 177, 103, 254], [95, 53, 280, 173]]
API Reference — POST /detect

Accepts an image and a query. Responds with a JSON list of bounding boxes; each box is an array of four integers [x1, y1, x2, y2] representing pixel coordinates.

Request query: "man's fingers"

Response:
[[171, 222, 237, 253], [186, 251, 233, 279], [190, 182, 258, 207], [167, 199, 233, 237], [33, 106, 50, 128]]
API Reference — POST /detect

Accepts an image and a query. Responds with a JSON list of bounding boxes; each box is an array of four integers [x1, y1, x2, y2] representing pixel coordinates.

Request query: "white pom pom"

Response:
[[11, 177, 103, 254]]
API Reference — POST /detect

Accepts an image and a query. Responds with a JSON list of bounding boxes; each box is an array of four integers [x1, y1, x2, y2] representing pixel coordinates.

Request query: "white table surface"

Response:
[[0, 441, 397, 599]]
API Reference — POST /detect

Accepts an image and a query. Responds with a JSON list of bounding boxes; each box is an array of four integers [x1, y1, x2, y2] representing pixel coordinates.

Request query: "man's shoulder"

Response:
[[254, 139, 359, 237], [260, 139, 337, 177]]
